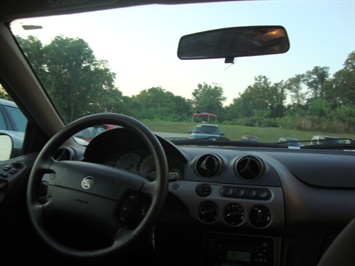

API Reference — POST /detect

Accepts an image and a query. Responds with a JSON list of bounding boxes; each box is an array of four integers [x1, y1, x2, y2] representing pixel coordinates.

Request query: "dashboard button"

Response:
[[196, 184, 212, 197]]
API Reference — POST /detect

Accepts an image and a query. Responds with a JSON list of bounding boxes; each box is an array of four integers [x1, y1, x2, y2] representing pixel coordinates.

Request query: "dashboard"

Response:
[[81, 127, 355, 266]]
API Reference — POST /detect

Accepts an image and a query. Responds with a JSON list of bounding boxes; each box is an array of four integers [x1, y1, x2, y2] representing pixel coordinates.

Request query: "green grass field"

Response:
[[142, 120, 355, 143]]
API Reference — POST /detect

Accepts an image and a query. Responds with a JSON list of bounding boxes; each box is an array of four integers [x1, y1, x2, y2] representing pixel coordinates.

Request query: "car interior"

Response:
[[0, 1, 354, 266]]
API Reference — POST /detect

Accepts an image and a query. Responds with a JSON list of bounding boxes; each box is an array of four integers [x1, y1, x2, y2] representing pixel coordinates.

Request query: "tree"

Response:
[[331, 104, 355, 131], [232, 76, 284, 118], [228, 91, 255, 119], [270, 81, 286, 118], [307, 98, 331, 117], [285, 74, 307, 106], [133, 87, 171, 119], [327, 51, 355, 106], [171, 95, 193, 121], [191, 83, 226, 119], [132, 87, 192, 121], [17, 35, 46, 78], [93, 87, 126, 114], [0, 84, 10, 100], [303, 66, 329, 99], [19, 35, 117, 123]]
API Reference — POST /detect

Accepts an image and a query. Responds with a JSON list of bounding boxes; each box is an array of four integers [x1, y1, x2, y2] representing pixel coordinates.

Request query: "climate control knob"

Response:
[[198, 201, 218, 223], [223, 203, 245, 226], [249, 205, 271, 228]]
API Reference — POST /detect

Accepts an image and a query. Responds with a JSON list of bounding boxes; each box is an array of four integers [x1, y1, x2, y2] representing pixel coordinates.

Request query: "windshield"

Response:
[[9, 1, 355, 146]]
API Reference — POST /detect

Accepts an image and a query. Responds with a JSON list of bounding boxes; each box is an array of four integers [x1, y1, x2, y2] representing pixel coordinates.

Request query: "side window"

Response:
[[1, 85, 27, 158], [0, 107, 6, 130], [4, 105, 27, 132]]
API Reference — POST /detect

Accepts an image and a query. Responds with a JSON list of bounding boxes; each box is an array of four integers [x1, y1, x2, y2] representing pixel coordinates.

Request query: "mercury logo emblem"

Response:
[[81, 176, 95, 190]]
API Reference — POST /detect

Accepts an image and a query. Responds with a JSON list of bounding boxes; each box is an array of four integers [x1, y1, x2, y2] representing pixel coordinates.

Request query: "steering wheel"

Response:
[[26, 113, 169, 260]]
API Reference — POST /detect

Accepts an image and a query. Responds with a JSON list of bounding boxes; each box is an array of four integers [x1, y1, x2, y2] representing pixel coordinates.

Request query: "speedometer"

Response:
[[115, 153, 141, 171]]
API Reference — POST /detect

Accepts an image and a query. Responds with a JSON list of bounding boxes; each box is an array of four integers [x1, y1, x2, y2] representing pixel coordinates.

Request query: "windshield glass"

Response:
[[9, 1, 355, 146]]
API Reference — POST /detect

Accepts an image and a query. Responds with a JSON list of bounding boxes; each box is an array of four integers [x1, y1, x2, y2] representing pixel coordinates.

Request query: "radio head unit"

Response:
[[203, 233, 279, 266]]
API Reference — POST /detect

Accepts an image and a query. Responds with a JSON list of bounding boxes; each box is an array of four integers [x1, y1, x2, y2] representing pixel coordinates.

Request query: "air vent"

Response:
[[195, 154, 222, 178], [234, 155, 264, 180], [53, 147, 74, 161]]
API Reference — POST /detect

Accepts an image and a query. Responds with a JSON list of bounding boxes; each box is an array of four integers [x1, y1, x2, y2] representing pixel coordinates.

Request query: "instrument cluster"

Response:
[[114, 150, 183, 181]]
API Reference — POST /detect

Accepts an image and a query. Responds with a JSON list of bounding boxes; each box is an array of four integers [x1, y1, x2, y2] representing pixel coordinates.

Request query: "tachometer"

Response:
[[138, 154, 155, 176], [138, 153, 183, 181], [115, 153, 141, 171]]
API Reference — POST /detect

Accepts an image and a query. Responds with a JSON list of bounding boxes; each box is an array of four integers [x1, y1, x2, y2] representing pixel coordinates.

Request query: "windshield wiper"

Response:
[[170, 136, 355, 150], [276, 138, 354, 150], [172, 138, 291, 148], [170, 137, 230, 145], [302, 142, 355, 150]]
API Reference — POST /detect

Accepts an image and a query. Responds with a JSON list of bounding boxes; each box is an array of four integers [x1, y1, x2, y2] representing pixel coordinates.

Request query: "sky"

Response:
[[10, 0, 355, 105]]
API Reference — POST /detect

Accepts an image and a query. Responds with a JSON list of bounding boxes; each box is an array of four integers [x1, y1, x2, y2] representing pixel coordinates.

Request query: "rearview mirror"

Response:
[[178, 26, 289, 62]]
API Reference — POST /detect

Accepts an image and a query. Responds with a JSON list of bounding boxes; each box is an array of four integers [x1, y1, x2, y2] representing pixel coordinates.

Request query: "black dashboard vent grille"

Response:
[[195, 154, 222, 178], [234, 155, 264, 180]]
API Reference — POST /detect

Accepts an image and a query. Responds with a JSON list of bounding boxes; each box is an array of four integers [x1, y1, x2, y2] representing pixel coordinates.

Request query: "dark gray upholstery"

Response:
[[318, 218, 355, 266]]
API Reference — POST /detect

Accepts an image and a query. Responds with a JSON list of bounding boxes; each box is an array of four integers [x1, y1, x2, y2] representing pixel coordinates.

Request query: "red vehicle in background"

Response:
[[75, 124, 117, 142]]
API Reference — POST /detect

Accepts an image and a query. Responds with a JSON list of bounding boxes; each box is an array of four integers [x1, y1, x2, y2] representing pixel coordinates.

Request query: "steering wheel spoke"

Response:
[[31, 157, 56, 178], [141, 180, 157, 196]]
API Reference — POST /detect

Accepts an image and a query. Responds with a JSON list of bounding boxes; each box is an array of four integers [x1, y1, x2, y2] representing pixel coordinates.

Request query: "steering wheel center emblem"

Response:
[[81, 176, 95, 190]]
